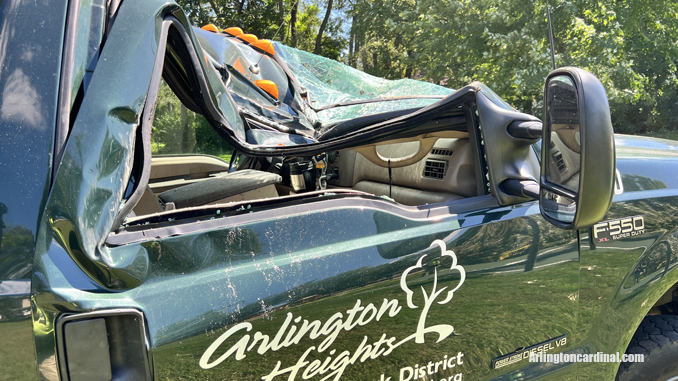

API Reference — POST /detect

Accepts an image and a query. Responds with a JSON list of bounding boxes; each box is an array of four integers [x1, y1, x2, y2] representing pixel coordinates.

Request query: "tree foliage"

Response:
[[173, 0, 678, 134], [177, 0, 347, 57], [347, 0, 678, 133], [152, 81, 233, 158]]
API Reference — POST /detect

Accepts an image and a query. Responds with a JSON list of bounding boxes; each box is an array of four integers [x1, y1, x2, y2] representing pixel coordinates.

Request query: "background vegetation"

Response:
[[155, 0, 678, 148], [152, 81, 234, 161]]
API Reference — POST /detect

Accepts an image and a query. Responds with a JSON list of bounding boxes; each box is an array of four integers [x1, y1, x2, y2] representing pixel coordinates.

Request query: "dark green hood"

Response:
[[615, 134, 678, 193]]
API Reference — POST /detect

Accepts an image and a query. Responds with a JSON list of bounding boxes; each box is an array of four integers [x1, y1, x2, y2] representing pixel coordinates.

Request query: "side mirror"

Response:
[[539, 67, 615, 230]]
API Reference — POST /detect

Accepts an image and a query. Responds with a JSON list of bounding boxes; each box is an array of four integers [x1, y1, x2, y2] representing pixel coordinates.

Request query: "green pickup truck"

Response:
[[2, 0, 678, 380]]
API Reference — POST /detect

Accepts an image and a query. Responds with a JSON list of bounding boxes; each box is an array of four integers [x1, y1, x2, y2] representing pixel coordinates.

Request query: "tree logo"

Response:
[[399, 239, 466, 344]]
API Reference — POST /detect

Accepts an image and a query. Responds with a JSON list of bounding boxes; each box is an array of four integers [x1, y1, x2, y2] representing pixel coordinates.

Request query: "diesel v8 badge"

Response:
[[491, 336, 567, 369]]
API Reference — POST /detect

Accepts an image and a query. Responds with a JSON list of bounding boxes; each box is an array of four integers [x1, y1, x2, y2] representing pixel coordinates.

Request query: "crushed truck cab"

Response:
[[1, 1, 678, 381]]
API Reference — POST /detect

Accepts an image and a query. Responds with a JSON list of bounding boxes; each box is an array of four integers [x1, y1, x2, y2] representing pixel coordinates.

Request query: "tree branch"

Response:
[[314, 0, 334, 55]]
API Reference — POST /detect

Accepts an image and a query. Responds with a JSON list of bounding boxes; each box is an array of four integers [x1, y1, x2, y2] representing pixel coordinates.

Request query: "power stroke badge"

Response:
[[199, 240, 466, 381], [591, 215, 645, 245], [491, 336, 567, 369]]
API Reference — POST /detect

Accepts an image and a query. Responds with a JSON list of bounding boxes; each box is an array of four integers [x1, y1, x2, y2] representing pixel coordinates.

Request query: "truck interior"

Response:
[[130, 110, 479, 218], [119, 18, 488, 227], [137, 140, 478, 209]]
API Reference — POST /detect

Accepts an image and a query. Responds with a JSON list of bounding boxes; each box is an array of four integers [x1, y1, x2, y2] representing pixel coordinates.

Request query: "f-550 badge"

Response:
[[592, 215, 645, 244]]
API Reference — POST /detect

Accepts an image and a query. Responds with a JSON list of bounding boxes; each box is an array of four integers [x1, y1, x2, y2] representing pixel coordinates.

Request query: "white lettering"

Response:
[[261, 346, 315, 381], [199, 323, 252, 369], [357, 303, 378, 326], [292, 319, 322, 345], [343, 300, 364, 331], [302, 359, 322, 379], [318, 312, 345, 352], [377, 298, 402, 320], [400, 367, 413, 381], [200, 240, 467, 379]]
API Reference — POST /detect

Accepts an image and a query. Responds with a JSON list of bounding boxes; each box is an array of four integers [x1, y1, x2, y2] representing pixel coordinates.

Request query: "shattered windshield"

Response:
[[274, 42, 455, 125]]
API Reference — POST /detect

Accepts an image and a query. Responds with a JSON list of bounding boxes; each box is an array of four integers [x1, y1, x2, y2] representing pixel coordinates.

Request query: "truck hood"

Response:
[[615, 134, 678, 193], [616, 134, 678, 156]]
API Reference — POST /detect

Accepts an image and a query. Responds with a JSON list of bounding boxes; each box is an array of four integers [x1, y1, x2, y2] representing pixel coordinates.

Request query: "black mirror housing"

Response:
[[539, 67, 615, 230]]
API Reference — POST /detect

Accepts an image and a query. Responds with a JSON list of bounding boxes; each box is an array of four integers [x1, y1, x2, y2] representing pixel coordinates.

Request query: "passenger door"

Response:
[[106, 195, 580, 381]]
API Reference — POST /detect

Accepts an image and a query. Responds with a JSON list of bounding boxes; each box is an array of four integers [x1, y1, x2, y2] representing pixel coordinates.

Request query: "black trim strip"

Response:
[[539, 175, 578, 200], [107, 194, 498, 246], [464, 99, 489, 196]]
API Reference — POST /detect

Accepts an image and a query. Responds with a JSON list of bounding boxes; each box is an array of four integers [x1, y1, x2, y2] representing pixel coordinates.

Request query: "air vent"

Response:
[[423, 159, 447, 179], [430, 149, 453, 156], [552, 150, 566, 173]]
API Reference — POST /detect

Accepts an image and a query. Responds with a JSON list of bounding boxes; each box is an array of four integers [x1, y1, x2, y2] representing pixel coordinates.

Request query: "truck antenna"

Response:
[[546, 0, 557, 70]]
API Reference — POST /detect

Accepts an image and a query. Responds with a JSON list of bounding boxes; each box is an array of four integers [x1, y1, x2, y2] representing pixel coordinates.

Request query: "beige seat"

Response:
[[149, 155, 231, 193], [157, 170, 281, 209]]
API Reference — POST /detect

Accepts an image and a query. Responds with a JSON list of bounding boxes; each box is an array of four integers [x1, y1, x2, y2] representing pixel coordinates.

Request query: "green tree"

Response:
[[152, 81, 233, 159], [555, 0, 678, 133], [177, 0, 347, 60], [348, 0, 420, 79], [314, 0, 334, 54], [407, 0, 552, 113], [178, 0, 285, 38]]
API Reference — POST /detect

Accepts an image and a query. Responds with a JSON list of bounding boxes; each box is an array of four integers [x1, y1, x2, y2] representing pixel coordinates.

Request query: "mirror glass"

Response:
[[542, 75, 580, 223], [546, 75, 580, 191], [541, 189, 576, 222]]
